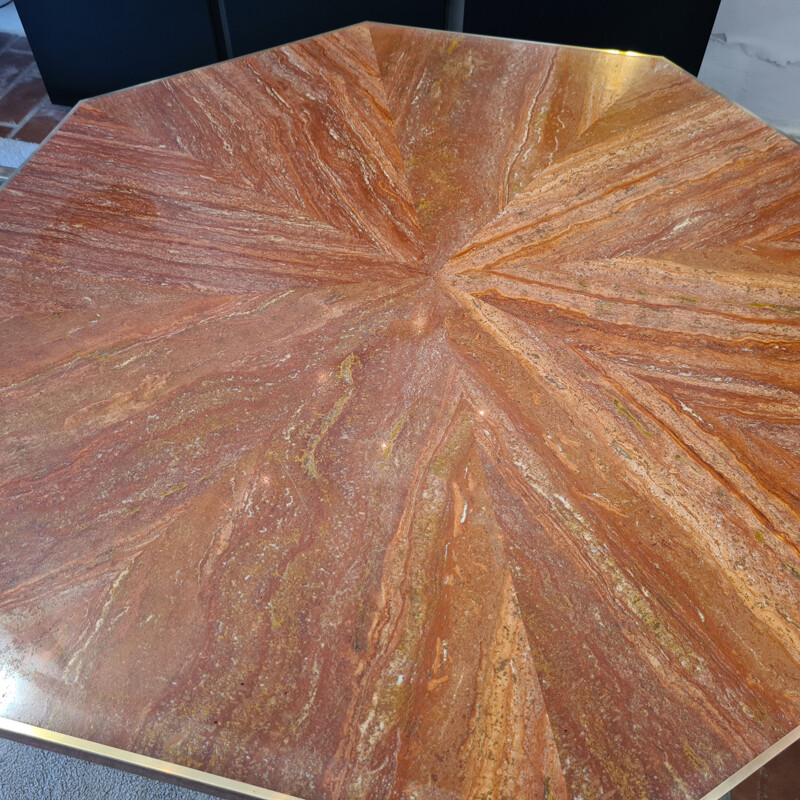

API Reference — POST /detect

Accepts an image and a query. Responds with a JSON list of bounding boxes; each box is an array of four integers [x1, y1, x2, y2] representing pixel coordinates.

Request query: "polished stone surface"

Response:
[[1, 22, 800, 800]]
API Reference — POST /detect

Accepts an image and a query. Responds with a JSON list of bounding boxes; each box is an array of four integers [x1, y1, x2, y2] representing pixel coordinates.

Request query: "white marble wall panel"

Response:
[[699, 0, 800, 142]]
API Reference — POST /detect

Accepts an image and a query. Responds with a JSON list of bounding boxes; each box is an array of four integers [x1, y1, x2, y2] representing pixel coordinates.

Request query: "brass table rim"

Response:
[[0, 715, 303, 800], [1, 714, 798, 799]]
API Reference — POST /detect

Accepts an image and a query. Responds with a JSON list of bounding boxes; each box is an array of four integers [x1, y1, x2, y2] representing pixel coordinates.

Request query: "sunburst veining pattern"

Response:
[[1, 22, 800, 800]]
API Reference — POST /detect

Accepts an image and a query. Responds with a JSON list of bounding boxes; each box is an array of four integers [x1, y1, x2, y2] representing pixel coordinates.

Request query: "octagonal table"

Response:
[[1, 22, 799, 800]]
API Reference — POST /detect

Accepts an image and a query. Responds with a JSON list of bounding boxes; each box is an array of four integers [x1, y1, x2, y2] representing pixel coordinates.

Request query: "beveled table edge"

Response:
[[0, 17, 669, 197], [2, 21, 793, 195], [0, 100, 82, 193], [698, 724, 800, 800], [0, 715, 798, 800], [659, 55, 800, 147], [0, 715, 305, 800]]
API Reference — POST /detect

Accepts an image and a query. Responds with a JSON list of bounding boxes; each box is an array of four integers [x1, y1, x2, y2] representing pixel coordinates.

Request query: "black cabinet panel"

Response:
[[16, 0, 719, 108], [15, 0, 220, 106], [225, 0, 446, 57], [463, 0, 721, 75]]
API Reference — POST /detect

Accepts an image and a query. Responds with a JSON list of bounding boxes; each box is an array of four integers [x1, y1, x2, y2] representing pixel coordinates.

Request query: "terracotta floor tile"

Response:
[[15, 101, 69, 143], [0, 124, 13, 137], [8, 35, 31, 54], [0, 73, 47, 125], [0, 49, 34, 95]]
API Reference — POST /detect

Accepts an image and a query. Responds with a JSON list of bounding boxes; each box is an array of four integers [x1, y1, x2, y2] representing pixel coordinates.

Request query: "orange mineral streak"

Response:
[[0, 21, 799, 800]]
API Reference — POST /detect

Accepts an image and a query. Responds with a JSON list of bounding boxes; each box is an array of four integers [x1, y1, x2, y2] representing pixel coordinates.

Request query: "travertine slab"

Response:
[[1, 22, 799, 800]]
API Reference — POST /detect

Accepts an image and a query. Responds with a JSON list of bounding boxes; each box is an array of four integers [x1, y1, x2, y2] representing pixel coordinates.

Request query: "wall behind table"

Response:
[[698, 0, 800, 142]]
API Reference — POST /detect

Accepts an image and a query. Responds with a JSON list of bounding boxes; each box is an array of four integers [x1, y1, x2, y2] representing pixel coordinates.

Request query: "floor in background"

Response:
[[0, 30, 70, 182], [0, 738, 211, 800], [0, 2, 24, 35]]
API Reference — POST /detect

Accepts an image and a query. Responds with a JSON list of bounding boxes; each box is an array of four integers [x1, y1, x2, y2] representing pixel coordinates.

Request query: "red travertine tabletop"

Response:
[[1, 22, 799, 800]]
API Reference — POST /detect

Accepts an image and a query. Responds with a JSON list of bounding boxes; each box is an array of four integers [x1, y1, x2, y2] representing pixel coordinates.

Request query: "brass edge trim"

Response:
[[699, 724, 800, 800], [364, 21, 659, 59], [2, 713, 797, 800], [0, 715, 306, 800]]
